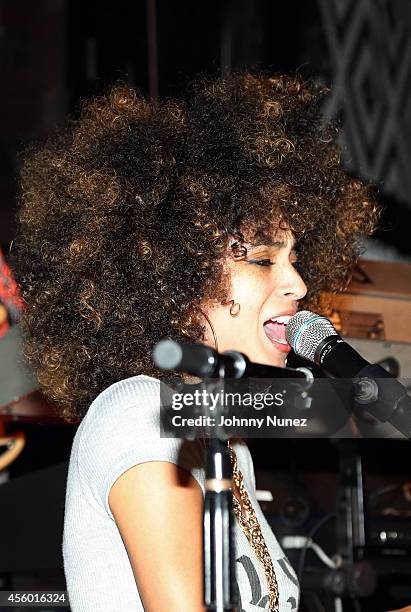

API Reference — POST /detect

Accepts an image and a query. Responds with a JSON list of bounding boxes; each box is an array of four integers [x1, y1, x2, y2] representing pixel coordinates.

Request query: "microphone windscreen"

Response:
[[152, 339, 182, 370], [286, 310, 338, 361]]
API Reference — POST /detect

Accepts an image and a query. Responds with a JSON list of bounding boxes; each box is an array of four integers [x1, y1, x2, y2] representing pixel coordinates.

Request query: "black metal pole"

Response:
[[203, 436, 238, 611]]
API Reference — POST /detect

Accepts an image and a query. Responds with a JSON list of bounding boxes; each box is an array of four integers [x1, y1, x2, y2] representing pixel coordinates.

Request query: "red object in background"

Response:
[[0, 247, 24, 337]]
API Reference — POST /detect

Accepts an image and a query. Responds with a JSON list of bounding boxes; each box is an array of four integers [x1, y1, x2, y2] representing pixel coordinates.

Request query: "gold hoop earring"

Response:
[[221, 299, 241, 317], [198, 308, 219, 353]]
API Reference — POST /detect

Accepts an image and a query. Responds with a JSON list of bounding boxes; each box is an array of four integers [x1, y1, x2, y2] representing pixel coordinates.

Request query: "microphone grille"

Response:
[[286, 310, 338, 362]]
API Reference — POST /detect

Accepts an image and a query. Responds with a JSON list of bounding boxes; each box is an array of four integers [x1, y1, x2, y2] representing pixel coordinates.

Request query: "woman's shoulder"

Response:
[[72, 374, 167, 465], [88, 373, 161, 412], [79, 373, 160, 426]]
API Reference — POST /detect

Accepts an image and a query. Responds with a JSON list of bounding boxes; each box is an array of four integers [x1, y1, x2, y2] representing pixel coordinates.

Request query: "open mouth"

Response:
[[263, 315, 292, 351]]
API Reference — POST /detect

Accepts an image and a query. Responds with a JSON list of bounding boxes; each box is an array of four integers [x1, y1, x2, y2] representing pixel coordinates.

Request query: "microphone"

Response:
[[286, 310, 411, 437], [286, 311, 368, 377], [153, 339, 313, 387]]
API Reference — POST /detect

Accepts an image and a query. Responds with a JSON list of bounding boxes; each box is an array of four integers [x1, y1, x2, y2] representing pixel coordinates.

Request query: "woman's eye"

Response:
[[248, 258, 274, 267]]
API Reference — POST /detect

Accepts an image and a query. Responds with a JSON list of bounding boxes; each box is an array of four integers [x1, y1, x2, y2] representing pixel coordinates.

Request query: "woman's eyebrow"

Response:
[[247, 238, 295, 251]]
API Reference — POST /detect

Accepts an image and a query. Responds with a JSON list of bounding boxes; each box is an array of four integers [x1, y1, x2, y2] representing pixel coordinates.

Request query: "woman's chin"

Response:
[[255, 348, 287, 369]]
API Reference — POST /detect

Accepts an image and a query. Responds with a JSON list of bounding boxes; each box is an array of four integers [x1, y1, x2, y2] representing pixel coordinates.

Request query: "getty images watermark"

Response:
[[159, 378, 411, 439], [169, 387, 308, 430]]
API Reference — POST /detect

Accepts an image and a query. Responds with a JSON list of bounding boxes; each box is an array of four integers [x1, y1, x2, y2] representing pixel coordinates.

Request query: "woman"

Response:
[[12, 73, 379, 611]]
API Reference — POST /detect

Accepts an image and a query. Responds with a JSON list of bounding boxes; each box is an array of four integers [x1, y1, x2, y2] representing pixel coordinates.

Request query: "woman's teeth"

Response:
[[268, 315, 291, 324]]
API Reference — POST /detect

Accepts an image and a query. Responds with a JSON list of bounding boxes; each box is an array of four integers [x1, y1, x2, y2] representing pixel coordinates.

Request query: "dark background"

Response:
[[1, 1, 411, 611], [1, 0, 411, 258]]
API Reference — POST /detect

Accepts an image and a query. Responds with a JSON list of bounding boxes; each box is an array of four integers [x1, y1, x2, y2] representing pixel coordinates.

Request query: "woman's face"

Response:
[[201, 231, 307, 368]]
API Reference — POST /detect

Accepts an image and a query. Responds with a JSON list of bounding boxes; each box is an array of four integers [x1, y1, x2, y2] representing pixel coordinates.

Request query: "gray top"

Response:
[[63, 375, 300, 611]]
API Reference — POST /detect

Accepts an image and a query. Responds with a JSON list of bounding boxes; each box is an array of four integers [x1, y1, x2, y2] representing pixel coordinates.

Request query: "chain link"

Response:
[[227, 440, 279, 612]]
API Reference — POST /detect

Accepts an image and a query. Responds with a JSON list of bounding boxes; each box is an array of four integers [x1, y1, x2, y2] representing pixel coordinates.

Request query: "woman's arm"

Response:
[[108, 461, 206, 612]]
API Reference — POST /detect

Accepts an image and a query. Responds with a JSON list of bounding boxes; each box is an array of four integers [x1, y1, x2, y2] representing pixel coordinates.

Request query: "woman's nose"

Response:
[[277, 263, 307, 301]]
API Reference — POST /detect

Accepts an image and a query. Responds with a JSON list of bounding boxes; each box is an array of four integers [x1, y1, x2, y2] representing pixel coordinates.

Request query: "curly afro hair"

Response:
[[12, 73, 379, 422]]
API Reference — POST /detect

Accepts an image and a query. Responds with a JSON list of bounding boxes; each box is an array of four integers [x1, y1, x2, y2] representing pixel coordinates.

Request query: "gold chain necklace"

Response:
[[227, 440, 280, 612]]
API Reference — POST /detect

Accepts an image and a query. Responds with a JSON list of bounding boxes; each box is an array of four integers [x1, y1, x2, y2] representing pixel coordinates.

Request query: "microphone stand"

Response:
[[154, 347, 239, 611], [202, 376, 238, 612], [154, 339, 313, 611]]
